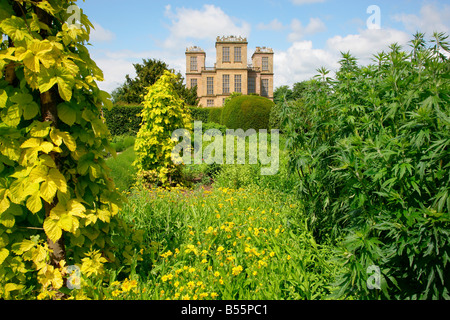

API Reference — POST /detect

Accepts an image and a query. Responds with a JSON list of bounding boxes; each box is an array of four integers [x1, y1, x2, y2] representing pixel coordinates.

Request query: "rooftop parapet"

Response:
[[216, 35, 248, 43], [186, 46, 205, 53], [254, 46, 274, 54]]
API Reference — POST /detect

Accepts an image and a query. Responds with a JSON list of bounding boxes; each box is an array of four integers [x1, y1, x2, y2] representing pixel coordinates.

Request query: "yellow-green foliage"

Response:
[[134, 71, 192, 187], [0, 0, 142, 299]]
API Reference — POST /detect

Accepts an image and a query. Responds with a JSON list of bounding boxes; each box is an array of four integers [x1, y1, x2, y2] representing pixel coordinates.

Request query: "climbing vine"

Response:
[[0, 0, 140, 299]]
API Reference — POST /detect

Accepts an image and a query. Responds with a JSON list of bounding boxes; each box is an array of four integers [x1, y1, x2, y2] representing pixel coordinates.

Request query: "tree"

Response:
[[134, 71, 192, 187], [273, 85, 293, 105], [113, 58, 199, 106], [0, 0, 135, 299]]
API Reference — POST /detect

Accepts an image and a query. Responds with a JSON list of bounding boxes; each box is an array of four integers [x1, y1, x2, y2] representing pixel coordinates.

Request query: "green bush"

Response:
[[282, 33, 450, 300], [221, 95, 274, 131], [104, 105, 143, 136], [208, 107, 224, 124], [188, 106, 210, 123]]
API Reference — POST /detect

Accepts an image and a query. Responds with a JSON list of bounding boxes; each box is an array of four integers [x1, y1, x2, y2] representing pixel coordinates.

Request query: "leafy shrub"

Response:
[[208, 107, 224, 124], [282, 33, 450, 299], [202, 122, 228, 135], [188, 106, 209, 123], [134, 71, 192, 187], [221, 95, 274, 131], [104, 105, 143, 136]]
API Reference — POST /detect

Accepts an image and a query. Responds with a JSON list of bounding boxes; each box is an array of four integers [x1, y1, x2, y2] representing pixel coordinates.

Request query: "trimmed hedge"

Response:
[[221, 95, 274, 131], [188, 106, 210, 123], [208, 107, 223, 124], [104, 105, 143, 136]]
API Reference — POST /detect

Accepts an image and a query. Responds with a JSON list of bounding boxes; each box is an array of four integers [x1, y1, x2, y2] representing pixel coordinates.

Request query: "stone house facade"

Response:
[[185, 36, 274, 107]]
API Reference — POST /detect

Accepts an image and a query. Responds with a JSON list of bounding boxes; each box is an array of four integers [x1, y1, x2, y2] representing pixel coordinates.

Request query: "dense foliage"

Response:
[[134, 71, 192, 187], [103, 105, 142, 136], [112, 58, 198, 106], [281, 33, 450, 299], [0, 0, 147, 299], [221, 95, 274, 131]]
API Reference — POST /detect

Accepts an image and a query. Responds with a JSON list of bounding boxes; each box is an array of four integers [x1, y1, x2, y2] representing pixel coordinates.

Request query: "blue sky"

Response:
[[77, 0, 450, 93]]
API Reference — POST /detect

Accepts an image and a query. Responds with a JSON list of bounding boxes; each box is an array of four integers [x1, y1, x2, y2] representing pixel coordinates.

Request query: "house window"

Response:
[[248, 77, 256, 94], [190, 78, 197, 89], [223, 47, 230, 62], [207, 77, 214, 95], [234, 75, 242, 93], [207, 99, 214, 107], [262, 57, 269, 71], [261, 79, 269, 97], [223, 75, 230, 94], [234, 47, 241, 62], [190, 56, 197, 71]]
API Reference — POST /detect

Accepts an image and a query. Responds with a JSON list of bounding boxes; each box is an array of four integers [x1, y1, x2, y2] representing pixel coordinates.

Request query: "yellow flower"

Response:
[[211, 292, 218, 299], [216, 246, 224, 255], [201, 259, 208, 264], [214, 271, 220, 277], [269, 252, 275, 257], [189, 231, 195, 236], [174, 281, 180, 288], [189, 267, 196, 273], [182, 294, 190, 300], [252, 271, 258, 276], [216, 214, 221, 219], [287, 255, 291, 261], [187, 281, 195, 289], [112, 289, 121, 297], [232, 265, 243, 276], [185, 244, 198, 255]]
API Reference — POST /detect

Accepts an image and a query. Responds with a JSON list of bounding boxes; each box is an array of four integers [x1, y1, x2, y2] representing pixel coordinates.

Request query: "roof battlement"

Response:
[[254, 46, 274, 54], [216, 35, 248, 43], [186, 46, 205, 53]]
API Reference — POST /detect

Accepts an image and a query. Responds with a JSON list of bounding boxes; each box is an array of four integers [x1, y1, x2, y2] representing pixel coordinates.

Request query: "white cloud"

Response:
[[288, 17, 327, 41], [291, 0, 326, 5], [90, 22, 116, 43], [275, 27, 411, 88], [163, 4, 251, 49], [257, 19, 285, 31], [326, 28, 410, 64], [274, 40, 339, 88], [392, 4, 450, 35]]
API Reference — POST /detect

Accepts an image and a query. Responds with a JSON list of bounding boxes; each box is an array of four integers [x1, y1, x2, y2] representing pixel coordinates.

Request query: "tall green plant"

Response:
[[0, 0, 145, 299], [283, 33, 450, 299]]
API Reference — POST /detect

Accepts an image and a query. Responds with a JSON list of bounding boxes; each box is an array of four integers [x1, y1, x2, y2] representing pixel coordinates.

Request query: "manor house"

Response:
[[185, 36, 274, 107]]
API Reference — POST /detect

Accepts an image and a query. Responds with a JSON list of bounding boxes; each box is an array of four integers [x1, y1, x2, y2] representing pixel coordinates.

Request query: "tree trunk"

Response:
[[35, 3, 66, 269]]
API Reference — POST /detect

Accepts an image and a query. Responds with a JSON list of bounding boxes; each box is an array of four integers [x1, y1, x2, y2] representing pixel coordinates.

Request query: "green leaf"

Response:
[[48, 168, 67, 193], [57, 103, 76, 126], [0, 89, 9, 108], [23, 102, 39, 120], [26, 192, 43, 214], [40, 180, 58, 204], [0, 211, 15, 228], [0, 248, 9, 264], [43, 217, 62, 243], [30, 121, 51, 138]]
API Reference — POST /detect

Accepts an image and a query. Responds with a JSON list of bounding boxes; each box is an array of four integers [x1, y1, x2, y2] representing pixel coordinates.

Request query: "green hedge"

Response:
[[104, 105, 143, 136], [221, 95, 274, 131], [208, 107, 223, 124], [188, 106, 209, 123]]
